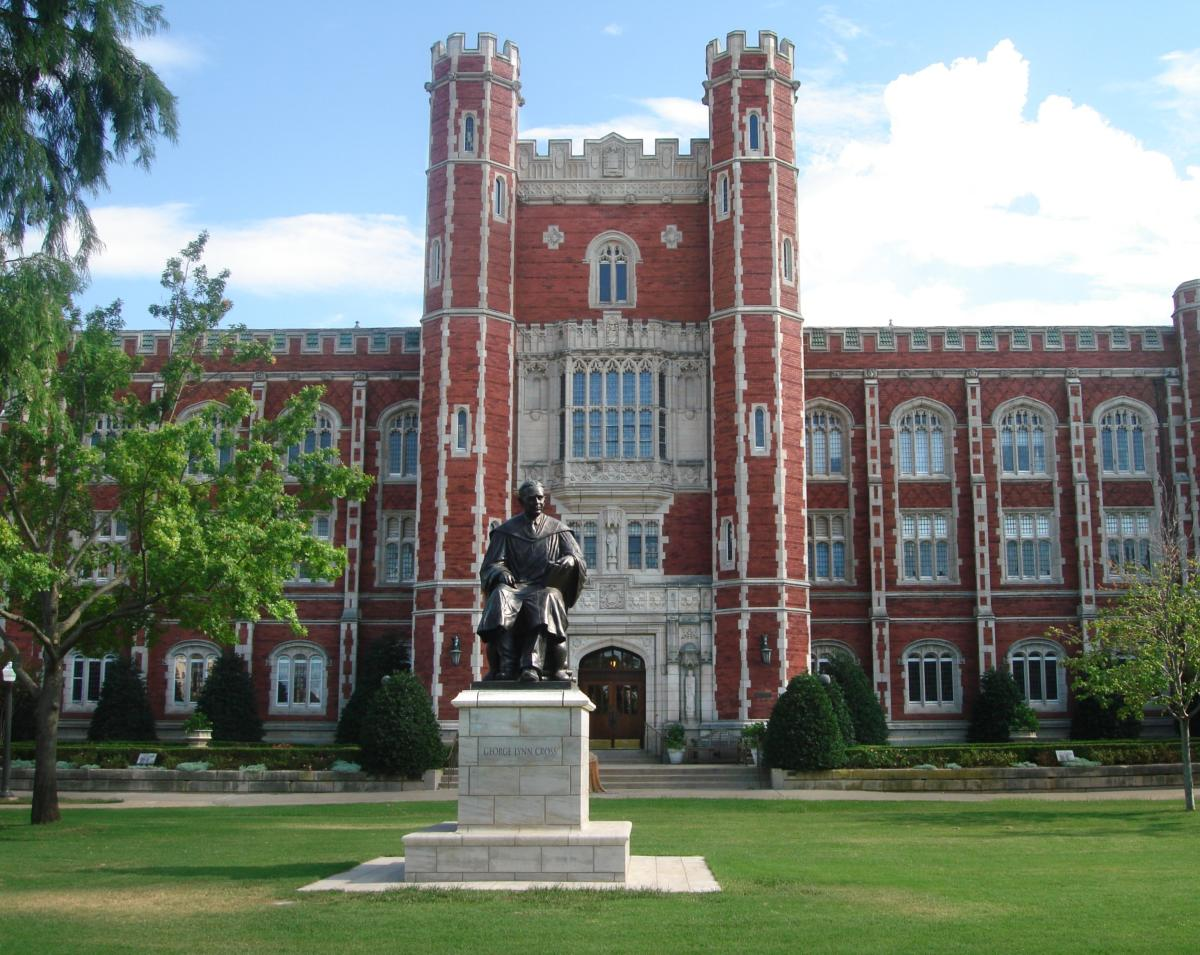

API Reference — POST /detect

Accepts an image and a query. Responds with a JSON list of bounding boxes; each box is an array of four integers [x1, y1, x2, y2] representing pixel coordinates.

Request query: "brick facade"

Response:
[[36, 31, 1200, 746]]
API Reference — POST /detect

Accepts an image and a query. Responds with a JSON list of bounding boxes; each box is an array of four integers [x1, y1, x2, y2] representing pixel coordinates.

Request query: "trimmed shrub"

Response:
[[196, 651, 263, 743], [359, 671, 445, 778], [336, 636, 411, 744], [824, 678, 855, 747], [763, 674, 846, 771], [87, 656, 157, 741], [1071, 693, 1142, 740], [968, 668, 1023, 742], [825, 654, 888, 744]]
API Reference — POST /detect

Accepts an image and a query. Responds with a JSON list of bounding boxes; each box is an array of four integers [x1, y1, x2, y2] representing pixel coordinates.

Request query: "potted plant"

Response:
[[1011, 701, 1040, 740], [741, 721, 767, 766], [663, 722, 686, 764], [182, 710, 213, 748]]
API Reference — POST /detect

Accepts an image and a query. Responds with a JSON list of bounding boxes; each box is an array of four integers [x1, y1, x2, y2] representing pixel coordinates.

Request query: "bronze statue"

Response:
[[477, 480, 586, 682]]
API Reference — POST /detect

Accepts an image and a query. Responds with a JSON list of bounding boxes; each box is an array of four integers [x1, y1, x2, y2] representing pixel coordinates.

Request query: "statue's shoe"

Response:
[[518, 668, 540, 683], [551, 670, 572, 681]]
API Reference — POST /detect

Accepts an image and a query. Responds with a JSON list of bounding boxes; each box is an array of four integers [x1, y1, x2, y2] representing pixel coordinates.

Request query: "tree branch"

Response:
[[0, 607, 51, 652], [56, 570, 130, 637], [0, 630, 38, 693]]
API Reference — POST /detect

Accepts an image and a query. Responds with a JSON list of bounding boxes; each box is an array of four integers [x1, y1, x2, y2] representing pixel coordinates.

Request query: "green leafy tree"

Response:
[[967, 668, 1024, 742], [87, 655, 156, 741], [0, 235, 372, 824], [0, 0, 178, 260], [359, 671, 446, 778], [1064, 550, 1200, 811], [824, 653, 889, 745], [196, 651, 262, 743], [763, 674, 846, 771], [336, 636, 410, 745]]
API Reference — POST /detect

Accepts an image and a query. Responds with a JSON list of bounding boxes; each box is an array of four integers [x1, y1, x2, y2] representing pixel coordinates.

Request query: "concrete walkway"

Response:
[[0, 785, 1187, 810]]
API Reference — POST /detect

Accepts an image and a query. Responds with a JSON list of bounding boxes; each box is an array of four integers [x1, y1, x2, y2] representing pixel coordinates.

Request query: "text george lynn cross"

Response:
[[476, 480, 587, 683]]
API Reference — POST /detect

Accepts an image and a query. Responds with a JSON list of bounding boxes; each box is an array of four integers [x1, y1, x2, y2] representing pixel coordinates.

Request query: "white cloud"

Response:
[[90, 205, 426, 296], [522, 97, 708, 148], [128, 35, 206, 75], [819, 6, 863, 41], [602, 23, 623, 37], [799, 40, 1200, 326]]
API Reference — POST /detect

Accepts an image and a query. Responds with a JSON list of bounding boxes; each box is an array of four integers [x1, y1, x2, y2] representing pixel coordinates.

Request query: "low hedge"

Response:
[[843, 740, 1200, 770], [10, 743, 365, 772]]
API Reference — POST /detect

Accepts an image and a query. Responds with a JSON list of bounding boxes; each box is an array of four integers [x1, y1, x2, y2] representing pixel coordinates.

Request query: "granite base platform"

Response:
[[300, 854, 720, 893]]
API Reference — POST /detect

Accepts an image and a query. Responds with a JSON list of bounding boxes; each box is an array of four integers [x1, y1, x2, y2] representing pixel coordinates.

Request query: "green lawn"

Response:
[[1, 798, 1196, 953]]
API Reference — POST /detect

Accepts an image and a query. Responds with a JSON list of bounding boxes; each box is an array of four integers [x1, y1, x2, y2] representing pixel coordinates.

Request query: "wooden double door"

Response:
[[580, 646, 646, 749]]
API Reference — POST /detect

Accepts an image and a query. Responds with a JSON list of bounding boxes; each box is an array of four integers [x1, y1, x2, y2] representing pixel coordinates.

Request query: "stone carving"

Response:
[[541, 225, 564, 250], [661, 224, 683, 249], [600, 584, 626, 610]]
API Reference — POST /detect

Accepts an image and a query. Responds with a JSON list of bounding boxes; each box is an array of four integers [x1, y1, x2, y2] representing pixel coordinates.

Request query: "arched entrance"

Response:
[[580, 646, 646, 749]]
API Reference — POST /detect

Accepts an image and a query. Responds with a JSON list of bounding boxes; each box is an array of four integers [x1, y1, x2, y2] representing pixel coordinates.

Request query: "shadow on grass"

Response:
[[117, 862, 360, 882]]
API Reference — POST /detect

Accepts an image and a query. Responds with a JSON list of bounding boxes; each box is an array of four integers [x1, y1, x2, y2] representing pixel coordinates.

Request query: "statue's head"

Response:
[[517, 480, 546, 519]]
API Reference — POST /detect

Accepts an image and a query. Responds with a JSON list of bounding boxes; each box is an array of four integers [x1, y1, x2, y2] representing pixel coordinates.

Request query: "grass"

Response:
[[0, 798, 1196, 953]]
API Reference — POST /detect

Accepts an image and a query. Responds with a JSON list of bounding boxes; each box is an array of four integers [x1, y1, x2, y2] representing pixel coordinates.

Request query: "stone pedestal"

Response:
[[402, 686, 632, 883]]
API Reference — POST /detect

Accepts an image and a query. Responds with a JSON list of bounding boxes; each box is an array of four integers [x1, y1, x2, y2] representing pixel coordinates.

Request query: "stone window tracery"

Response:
[[1099, 405, 1149, 475], [567, 359, 665, 461], [998, 407, 1047, 476], [902, 642, 961, 710], [384, 408, 419, 478], [807, 408, 846, 477], [896, 406, 947, 477]]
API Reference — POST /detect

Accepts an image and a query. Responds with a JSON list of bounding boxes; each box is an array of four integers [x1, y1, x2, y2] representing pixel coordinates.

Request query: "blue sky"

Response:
[[79, 1, 1200, 329]]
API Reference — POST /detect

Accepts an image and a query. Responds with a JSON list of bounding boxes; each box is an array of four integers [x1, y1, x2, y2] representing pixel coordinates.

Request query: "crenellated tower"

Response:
[[705, 31, 808, 720], [416, 33, 521, 717]]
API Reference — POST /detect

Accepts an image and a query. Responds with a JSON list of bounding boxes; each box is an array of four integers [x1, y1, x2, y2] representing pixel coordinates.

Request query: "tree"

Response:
[[0, 0, 178, 261], [967, 668, 1023, 743], [1064, 550, 1200, 811], [824, 653, 889, 745], [762, 674, 846, 772], [87, 655, 156, 741], [359, 671, 446, 778], [336, 636, 410, 745], [0, 235, 372, 823], [196, 651, 262, 743]]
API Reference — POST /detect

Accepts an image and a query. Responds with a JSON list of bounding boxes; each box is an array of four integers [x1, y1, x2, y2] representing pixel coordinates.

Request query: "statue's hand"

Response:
[[557, 556, 576, 570], [501, 570, 516, 586]]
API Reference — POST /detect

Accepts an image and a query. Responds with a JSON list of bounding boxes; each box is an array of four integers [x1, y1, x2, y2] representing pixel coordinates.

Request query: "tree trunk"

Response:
[[31, 658, 63, 824], [1181, 717, 1195, 813]]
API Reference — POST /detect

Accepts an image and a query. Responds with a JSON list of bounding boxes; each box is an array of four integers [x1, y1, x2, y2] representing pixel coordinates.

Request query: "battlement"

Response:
[[515, 133, 710, 204], [430, 32, 519, 69], [705, 30, 794, 67]]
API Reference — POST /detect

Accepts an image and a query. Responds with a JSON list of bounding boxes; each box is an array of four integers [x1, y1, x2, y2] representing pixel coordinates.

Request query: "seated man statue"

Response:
[[477, 480, 587, 682]]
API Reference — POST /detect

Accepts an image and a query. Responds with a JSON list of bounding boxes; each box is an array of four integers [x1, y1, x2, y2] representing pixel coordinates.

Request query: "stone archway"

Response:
[[579, 646, 646, 749]]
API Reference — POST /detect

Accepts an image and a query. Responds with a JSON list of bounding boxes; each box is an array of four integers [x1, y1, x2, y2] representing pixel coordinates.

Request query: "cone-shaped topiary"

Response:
[[967, 667, 1023, 742], [87, 656, 157, 741], [196, 651, 264, 742], [763, 673, 846, 771], [824, 677, 855, 747], [825, 653, 889, 744], [359, 670, 446, 778], [336, 637, 411, 744]]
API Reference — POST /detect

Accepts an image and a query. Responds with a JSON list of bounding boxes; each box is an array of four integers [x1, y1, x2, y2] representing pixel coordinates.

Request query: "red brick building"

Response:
[[53, 31, 1200, 746]]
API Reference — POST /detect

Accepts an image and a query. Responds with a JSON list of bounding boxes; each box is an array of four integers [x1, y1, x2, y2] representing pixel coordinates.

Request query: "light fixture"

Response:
[[759, 634, 772, 666], [449, 634, 462, 667], [1, 662, 15, 801]]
